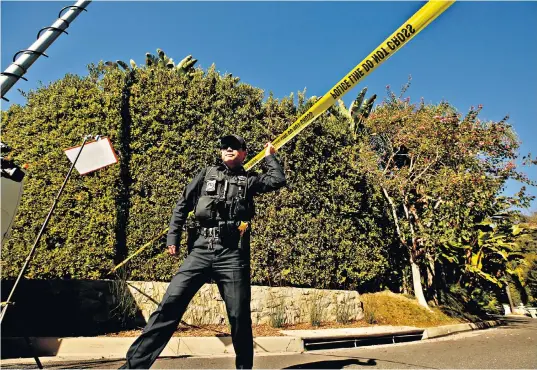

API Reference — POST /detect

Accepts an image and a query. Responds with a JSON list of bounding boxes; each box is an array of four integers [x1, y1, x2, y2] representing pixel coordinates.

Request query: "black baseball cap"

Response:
[[219, 134, 247, 150]]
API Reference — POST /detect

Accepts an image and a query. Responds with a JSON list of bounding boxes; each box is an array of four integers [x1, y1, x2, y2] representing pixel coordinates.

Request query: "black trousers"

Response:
[[120, 239, 253, 369]]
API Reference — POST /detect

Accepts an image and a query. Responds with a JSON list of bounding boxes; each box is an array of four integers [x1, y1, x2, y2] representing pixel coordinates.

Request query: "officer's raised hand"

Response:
[[168, 244, 177, 256], [264, 142, 276, 156]]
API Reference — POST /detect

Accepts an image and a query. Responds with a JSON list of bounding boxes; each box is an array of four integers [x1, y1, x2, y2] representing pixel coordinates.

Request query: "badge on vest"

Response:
[[206, 180, 217, 192], [237, 176, 247, 186]]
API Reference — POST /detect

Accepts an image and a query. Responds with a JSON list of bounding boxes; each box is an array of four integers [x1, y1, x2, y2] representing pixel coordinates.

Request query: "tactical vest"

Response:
[[193, 166, 254, 225]]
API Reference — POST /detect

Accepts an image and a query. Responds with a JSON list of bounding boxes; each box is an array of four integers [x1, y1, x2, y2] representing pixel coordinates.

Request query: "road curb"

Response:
[[422, 320, 502, 340], [1, 336, 303, 359], [1, 320, 503, 361]]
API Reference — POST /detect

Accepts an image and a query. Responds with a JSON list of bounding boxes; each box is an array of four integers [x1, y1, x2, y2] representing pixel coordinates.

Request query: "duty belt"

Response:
[[200, 226, 220, 238], [200, 221, 241, 235], [198, 221, 243, 250]]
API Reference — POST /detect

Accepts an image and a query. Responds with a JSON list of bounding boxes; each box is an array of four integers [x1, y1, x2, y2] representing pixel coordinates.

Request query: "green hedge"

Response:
[[1, 72, 123, 278], [1, 61, 394, 290]]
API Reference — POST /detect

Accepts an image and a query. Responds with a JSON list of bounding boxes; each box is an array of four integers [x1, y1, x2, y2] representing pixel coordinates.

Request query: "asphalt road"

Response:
[[3, 316, 536, 369]]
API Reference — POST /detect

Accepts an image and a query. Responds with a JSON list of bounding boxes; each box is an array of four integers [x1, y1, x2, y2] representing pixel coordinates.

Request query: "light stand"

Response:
[[1, 135, 94, 368]]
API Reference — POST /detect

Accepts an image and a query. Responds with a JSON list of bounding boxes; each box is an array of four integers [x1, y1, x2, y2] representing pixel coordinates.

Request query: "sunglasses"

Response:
[[219, 144, 243, 150]]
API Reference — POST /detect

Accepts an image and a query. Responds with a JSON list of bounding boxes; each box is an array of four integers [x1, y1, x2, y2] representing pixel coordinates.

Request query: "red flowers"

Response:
[[505, 161, 516, 171]]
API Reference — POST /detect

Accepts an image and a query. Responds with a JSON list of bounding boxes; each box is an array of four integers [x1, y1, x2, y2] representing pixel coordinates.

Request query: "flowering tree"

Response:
[[354, 85, 535, 309]]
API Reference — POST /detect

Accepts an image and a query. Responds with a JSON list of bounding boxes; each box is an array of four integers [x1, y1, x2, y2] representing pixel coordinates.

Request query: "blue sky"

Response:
[[1, 1, 536, 213]]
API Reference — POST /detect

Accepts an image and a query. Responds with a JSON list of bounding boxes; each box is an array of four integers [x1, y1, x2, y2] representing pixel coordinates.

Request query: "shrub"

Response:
[[309, 291, 324, 327], [268, 300, 287, 328], [335, 296, 353, 324], [2, 59, 393, 290]]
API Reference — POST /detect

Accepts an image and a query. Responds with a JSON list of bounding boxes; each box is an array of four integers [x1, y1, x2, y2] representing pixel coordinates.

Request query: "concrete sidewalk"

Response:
[[0, 320, 502, 364]]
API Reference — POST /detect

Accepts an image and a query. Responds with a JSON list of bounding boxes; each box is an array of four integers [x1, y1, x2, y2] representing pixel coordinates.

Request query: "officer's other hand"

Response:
[[264, 142, 276, 157], [167, 245, 177, 256]]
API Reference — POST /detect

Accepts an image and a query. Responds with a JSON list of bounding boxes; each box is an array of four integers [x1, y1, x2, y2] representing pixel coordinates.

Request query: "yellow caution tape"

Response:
[[111, 227, 169, 272], [112, 0, 454, 271], [244, 0, 455, 171]]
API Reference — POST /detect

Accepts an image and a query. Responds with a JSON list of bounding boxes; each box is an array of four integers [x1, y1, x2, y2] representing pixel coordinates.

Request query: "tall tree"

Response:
[[354, 85, 535, 309]]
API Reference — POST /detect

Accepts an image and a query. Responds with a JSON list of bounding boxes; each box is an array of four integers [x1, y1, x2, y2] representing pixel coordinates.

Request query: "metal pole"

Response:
[[1, 0, 92, 100], [24, 337, 43, 369], [0, 135, 91, 324]]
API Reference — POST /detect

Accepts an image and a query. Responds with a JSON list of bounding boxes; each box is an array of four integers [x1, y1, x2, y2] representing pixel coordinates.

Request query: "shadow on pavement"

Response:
[[494, 316, 537, 330], [0, 359, 124, 370], [0, 356, 194, 370], [283, 358, 376, 369], [0, 337, 62, 360], [0, 279, 148, 342], [302, 353, 439, 369]]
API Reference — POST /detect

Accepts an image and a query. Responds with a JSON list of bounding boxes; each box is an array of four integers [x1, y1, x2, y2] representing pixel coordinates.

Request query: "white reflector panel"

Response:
[[64, 137, 118, 175]]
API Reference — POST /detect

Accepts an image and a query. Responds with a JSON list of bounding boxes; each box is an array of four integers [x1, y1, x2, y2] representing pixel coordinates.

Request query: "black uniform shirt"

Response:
[[166, 154, 286, 247]]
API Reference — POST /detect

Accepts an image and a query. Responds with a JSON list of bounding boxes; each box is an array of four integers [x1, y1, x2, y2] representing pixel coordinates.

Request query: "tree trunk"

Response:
[[505, 281, 515, 312], [402, 272, 409, 295], [401, 198, 430, 310], [426, 253, 438, 305], [410, 253, 430, 310], [381, 187, 430, 310], [436, 263, 445, 304]]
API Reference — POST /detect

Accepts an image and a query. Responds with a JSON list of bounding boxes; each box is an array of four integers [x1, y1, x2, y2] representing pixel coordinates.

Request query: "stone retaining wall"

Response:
[[126, 282, 363, 326], [1, 279, 362, 336]]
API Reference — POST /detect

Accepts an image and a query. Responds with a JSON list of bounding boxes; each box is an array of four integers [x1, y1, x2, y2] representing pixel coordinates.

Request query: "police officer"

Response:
[[120, 135, 286, 369]]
